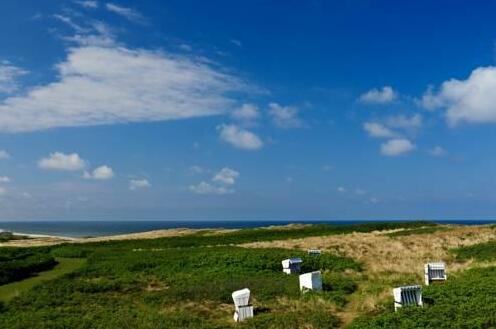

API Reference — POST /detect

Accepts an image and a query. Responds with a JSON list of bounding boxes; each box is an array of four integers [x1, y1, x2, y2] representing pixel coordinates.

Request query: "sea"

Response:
[[0, 219, 494, 238]]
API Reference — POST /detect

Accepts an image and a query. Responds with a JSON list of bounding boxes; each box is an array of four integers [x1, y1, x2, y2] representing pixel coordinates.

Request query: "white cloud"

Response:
[[188, 165, 205, 174], [105, 3, 145, 23], [0, 186, 6, 196], [74, 1, 98, 8], [363, 122, 396, 138], [359, 86, 397, 104], [380, 139, 416, 156], [218, 124, 263, 150], [190, 166, 239, 195], [189, 181, 233, 195], [53, 14, 88, 33], [231, 103, 259, 122], [230, 39, 242, 47], [212, 167, 239, 185], [420, 66, 496, 125], [0, 61, 27, 94], [337, 186, 346, 193], [385, 114, 423, 130], [429, 146, 447, 157], [268, 102, 302, 128], [38, 152, 86, 171], [0, 42, 245, 133], [84, 165, 114, 180], [355, 188, 366, 195], [0, 176, 10, 183], [129, 178, 150, 190], [0, 150, 10, 159]]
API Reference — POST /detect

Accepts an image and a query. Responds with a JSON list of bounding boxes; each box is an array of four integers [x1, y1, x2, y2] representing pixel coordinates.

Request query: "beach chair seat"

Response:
[[299, 271, 322, 292], [393, 285, 423, 311], [232, 288, 253, 321], [424, 262, 447, 285], [281, 257, 303, 274]]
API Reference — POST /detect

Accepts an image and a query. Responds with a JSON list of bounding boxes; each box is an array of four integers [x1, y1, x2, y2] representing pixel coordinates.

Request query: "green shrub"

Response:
[[0, 248, 57, 285], [348, 266, 496, 329]]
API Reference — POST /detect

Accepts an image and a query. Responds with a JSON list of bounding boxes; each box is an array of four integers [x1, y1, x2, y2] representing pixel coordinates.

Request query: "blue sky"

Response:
[[1, 1, 496, 221]]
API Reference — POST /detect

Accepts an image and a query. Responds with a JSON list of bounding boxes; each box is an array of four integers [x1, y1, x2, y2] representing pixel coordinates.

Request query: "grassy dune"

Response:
[[0, 257, 85, 302], [0, 222, 496, 328]]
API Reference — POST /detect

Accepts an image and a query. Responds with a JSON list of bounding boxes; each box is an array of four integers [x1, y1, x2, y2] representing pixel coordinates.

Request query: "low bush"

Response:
[[0, 248, 57, 285], [348, 266, 496, 329]]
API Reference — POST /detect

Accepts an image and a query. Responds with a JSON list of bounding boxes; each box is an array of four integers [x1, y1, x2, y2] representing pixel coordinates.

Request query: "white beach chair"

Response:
[[299, 271, 322, 292], [307, 249, 321, 256], [281, 257, 303, 274], [424, 262, 447, 285], [232, 288, 253, 322], [393, 285, 423, 311]]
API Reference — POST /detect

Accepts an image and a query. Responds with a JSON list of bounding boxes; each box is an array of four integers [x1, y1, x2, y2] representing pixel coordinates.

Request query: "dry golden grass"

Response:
[[241, 225, 496, 274], [241, 225, 496, 327], [0, 228, 226, 248]]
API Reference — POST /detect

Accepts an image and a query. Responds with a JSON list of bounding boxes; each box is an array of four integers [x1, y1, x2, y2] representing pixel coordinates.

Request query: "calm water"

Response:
[[0, 220, 494, 238]]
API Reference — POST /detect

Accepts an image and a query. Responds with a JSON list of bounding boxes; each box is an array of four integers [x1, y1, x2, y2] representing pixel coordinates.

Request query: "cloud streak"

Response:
[[359, 86, 397, 104], [0, 43, 246, 133]]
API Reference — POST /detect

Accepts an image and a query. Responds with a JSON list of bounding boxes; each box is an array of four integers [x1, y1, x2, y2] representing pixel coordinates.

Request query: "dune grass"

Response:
[[0, 257, 85, 302]]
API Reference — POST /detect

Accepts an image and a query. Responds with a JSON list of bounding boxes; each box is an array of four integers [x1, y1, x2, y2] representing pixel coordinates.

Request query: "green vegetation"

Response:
[[0, 248, 57, 285], [0, 232, 29, 242], [0, 244, 358, 328], [348, 266, 496, 329], [452, 240, 496, 261], [51, 221, 436, 257], [0, 257, 85, 302], [3, 221, 473, 329]]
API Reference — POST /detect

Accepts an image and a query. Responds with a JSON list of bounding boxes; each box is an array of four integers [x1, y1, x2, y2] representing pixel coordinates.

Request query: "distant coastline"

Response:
[[0, 219, 494, 239]]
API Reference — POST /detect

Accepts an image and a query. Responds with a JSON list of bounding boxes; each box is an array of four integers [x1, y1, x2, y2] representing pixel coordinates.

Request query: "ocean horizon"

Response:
[[0, 219, 494, 238]]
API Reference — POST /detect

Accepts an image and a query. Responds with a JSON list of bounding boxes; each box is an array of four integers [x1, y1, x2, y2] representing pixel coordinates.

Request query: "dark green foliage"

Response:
[[50, 221, 435, 258], [0, 232, 29, 242], [240, 308, 341, 329], [0, 242, 359, 328], [0, 248, 57, 285], [452, 240, 496, 261], [348, 266, 496, 329]]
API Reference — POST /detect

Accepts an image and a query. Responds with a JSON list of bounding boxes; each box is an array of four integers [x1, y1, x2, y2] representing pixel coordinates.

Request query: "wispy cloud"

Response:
[[231, 103, 260, 124], [268, 102, 303, 128], [83, 165, 114, 180], [38, 152, 86, 171], [380, 138, 416, 156], [359, 86, 397, 104], [0, 150, 10, 159], [53, 14, 89, 33], [212, 167, 239, 185], [218, 124, 263, 150], [429, 146, 447, 157], [190, 167, 239, 195], [0, 41, 247, 132], [189, 181, 233, 195], [230, 39, 242, 47], [129, 178, 150, 190], [0, 61, 27, 94], [74, 1, 98, 9], [363, 122, 396, 138], [105, 3, 145, 24]]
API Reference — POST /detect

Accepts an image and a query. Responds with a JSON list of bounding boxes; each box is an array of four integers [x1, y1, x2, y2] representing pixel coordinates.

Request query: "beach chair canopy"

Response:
[[299, 271, 322, 291], [282, 257, 303, 268], [393, 285, 422, 310], [232, 288, 251, 307]]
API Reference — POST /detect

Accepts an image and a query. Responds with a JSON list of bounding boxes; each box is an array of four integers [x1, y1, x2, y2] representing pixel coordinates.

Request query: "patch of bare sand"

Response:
[[0, 228, 217, 248]]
